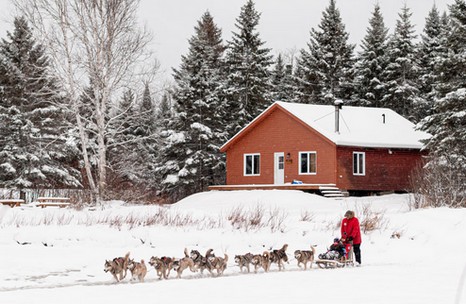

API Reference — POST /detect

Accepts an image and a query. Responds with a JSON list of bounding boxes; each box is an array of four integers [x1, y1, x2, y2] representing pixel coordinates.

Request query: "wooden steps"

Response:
[[319, 186, 347, 199]]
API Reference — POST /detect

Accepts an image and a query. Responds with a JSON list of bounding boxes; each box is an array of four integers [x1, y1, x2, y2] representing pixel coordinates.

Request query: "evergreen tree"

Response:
[[270, 53, 295, 102], [107, 89, 139, 185], [381, 5, 422, 120], [439, 0, 466, 94], [157, 11, 226, 201], [419, 0, 466, 179], [224, 0, 273, 135], [0, 16, 80, 192], [156, 90, 173, 128], [433, 12, 454, 98], [295, 0, 355, 104], [417, 5, 449, 120], [108, 84, 159, 195], [135, 84, 159, 187], [137, 83, 156, 137], [354, 4, 389, 107]]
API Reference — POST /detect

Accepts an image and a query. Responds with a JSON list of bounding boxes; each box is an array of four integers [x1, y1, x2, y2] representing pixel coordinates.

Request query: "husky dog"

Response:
[[104, 252, 130, 282], [172, 249, 197, 279], [235, 253, 254, 273], [269, 244, 289, 271], [190, 249, 211, 274], [149, 256, 174, 279], [128, 259, 148, 282], [294, 246, 316, 270], [207, 252, 228, 276], [251, 251, 271, 273]]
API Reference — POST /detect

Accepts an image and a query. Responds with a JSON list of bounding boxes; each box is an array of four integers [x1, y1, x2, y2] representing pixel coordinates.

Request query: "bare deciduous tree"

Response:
[[13, 0, 157, 203], [410, 158, 466, 209]]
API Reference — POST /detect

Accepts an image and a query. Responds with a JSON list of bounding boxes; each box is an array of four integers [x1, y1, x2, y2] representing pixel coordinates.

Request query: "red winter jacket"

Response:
[[341, 217, 362, 245]]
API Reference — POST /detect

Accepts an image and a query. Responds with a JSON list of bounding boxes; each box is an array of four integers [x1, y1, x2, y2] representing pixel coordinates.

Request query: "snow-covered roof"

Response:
[[221, 101, 430, 150]]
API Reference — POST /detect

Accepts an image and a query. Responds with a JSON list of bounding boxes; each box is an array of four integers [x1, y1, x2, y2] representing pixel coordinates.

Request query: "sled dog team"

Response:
[[104, 244, 323, 282]]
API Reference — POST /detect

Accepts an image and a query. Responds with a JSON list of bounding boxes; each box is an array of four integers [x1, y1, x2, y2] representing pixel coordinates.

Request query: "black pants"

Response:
[[353, 244, 361, 264]]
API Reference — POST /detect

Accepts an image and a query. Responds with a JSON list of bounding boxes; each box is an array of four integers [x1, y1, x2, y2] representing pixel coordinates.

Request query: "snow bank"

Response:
[[0, 191, 465, 304]]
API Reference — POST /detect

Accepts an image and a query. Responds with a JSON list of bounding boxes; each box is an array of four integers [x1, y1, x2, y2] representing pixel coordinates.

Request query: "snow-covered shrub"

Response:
[[227, 206, 264, 231], [300, 210, 315, 222], [357, 204, 388, 233], [227, 205, 288, 232]]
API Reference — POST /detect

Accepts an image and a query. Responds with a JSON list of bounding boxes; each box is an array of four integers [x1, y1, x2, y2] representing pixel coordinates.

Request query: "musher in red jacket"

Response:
[[341, 210, 362, 265]]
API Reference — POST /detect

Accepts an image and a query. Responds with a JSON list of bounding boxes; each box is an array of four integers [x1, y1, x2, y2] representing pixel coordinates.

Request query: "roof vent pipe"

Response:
[[334, 100, 343, 134]]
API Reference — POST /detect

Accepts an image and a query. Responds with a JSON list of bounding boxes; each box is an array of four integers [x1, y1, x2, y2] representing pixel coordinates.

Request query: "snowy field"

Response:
[[0, 190, 465, 304]]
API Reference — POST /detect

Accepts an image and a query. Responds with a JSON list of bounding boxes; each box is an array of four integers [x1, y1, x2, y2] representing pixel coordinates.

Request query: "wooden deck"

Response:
[[208, 183, 337, 191]]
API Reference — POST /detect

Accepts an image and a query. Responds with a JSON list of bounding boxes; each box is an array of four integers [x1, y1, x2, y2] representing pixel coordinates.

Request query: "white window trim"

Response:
[[299, 151, 317, 175], [353, 152, 366, 176], [244, 153, 260, 176]]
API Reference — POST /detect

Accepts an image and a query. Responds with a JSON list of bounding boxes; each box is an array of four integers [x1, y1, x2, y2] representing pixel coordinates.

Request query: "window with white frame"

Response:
[[244, 153, 260, 176], [299, 152, 317, 174], [353, 152, 365, 175]]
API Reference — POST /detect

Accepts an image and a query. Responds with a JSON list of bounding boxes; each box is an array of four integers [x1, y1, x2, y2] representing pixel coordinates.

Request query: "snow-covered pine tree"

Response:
[[157, 11, 226, 201], [135, 83, 159, 186], [417, 5, 449, 121], [224, 0, 273, 135], [436, 0, 466, 95], [156, 90, 173, 130], [418, 0, 466, 194], [137, 83, 157, 138], [433, 12, 453, 98], [270, 53, 295, 102], [353, 4, 389, 107], [0, 16, 80, 193], [295, 0, 355, 105], [381, 5, 422, 121], [107, 89, 140, 187]]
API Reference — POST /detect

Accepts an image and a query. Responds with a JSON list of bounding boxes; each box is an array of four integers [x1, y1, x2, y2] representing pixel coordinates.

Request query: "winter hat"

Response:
[[334, 238, 340, 243]]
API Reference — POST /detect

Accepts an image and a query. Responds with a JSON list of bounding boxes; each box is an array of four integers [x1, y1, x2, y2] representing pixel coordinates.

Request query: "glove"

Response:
[[348, 236, 353, 241]]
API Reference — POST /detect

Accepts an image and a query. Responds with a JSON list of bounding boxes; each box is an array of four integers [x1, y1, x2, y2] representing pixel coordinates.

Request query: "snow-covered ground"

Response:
[[0, 190, 465, 304]]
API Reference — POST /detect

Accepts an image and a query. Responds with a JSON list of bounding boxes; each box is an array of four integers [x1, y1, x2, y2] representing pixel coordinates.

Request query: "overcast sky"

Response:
[[0, 0, 455, 78]]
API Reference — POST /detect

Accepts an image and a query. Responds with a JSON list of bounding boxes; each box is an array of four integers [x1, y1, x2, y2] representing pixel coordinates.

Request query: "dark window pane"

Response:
[[359, 154, 364, 174], [253, 155, 260, 174], [300, 153, 308, 173], [246, 155, 252, 175]]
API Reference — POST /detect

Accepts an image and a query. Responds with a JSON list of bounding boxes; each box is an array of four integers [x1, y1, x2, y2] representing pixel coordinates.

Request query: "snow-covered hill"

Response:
[[0, 190, 465, 304]]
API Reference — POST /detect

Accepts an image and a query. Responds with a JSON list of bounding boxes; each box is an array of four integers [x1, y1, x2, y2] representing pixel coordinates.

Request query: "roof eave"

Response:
[[336, 142, 425, 150]]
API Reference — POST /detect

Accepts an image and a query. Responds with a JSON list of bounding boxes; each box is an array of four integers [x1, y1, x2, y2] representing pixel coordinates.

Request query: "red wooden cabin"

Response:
[[215, 101, 430, 195]]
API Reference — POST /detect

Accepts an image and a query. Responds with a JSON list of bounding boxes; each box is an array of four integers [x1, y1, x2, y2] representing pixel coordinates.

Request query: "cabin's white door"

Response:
[[274, 152, 285, 184]]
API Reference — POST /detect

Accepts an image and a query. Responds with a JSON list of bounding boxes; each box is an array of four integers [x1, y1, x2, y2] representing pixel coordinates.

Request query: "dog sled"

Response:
[[315, 243, 354, 269]]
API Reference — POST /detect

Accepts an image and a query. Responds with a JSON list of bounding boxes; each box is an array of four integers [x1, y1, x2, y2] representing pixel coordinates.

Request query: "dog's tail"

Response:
[[310, 245, 316, 255], [124, 252, 130, 266], [224, 254, 229, 263], [205, 248, 214, 258], [281, 244, 288, 251], [184, 248, 189, 258], [141, 259, 145, 264]]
